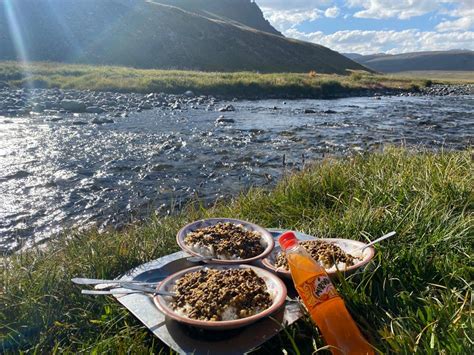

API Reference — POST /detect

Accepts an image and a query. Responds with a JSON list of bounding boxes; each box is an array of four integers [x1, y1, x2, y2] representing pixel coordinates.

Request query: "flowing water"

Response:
[[1, 95, 473, 252]]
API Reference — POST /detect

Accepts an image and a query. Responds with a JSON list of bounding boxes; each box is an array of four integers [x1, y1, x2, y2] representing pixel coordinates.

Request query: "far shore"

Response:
[[1, 61, 472, 100]]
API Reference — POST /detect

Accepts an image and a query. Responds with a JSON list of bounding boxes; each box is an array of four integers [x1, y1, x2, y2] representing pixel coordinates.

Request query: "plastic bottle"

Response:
[[279, 231, 374, 355]]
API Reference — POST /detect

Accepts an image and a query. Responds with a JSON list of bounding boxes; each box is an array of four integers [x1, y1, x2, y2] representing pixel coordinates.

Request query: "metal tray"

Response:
[[114, 230, 314, 354]]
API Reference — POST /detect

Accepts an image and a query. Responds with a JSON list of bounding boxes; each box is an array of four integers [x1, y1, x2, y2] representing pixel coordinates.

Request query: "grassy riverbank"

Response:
[[0, 61, 443, 98], [390, 70, 474, 84], [1, 148, 472, 353]]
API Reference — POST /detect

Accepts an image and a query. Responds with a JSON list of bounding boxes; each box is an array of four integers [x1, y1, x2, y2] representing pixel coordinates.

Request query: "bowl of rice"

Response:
[[262, 236, 375, 279], [177, 218, 274, 264], [153, 264, 287, 330]]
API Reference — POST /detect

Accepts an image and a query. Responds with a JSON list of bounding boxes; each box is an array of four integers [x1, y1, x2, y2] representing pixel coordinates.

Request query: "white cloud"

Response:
[[258, 0, 333, 31], [262, 8, 323, 31], [436, 1, 474, 32], [259, 0, 474, 53], [325, 6, 341, 18], [285, 28, 474, 54], [347, 0, 443, 20], [437, 15, 474, 32], [256, 1, 332, 10]]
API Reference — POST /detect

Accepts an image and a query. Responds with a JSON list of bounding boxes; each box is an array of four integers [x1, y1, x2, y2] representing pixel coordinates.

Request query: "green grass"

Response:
[[389, 71, 474, 84], [1, 148, 473, 353], [0, 61, 450, 98]]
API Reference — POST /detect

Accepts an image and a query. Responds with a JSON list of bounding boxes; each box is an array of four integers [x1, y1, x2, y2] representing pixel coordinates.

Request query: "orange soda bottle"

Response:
[[279, 231, 374, 355]]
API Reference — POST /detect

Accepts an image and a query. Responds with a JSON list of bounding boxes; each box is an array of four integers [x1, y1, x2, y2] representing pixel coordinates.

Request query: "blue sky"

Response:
[[256, 0, 474, 54]]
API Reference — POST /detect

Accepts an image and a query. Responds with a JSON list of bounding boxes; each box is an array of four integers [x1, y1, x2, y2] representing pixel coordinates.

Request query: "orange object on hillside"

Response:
[[279, 232, 374, 355]]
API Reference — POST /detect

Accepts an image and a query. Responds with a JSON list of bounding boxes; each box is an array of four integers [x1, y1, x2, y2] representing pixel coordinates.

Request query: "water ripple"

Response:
[[0, 95, 473, 252]]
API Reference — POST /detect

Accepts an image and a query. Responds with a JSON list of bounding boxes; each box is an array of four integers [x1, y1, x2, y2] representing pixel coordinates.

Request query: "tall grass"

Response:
[[0, 61, 441, 98], [1, 148, 472, 353]]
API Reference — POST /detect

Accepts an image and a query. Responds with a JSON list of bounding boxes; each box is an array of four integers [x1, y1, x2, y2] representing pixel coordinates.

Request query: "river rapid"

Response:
[[1, 93, 473, 252]]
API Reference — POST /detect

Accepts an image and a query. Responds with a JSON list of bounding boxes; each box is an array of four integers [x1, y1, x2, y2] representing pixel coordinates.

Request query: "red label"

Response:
[[296, 274, 338, 307]]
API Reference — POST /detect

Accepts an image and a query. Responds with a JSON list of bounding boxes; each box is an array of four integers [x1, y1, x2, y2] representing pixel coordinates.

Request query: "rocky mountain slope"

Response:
[[0, 0, 366, 73], [344, 50, 474, 73]]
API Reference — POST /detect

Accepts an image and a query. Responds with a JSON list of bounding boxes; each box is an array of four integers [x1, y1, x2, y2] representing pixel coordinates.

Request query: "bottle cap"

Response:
[[279, 231, 298, 251]]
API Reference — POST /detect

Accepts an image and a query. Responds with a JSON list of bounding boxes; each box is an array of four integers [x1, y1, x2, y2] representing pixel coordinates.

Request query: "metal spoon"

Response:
[[82, 290, 145, 295], [120, 282, 175, 295], [82, 283, 175, 297], [81, 289, 174, 296], [72, 277, 163, 287]]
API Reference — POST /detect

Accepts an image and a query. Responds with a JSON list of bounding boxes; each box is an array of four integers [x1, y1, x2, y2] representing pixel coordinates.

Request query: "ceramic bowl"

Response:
[[153, 264, 287, 330], [261, 236, 375, 279], [177, 218, 274, 264]]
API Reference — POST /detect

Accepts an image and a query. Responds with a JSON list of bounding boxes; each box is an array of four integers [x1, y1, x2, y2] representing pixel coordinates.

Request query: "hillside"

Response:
[[157, 0, 282, 35], [344, 50, 474, 73], [343, 53, 364, 61], [0, 0, 366, 73]]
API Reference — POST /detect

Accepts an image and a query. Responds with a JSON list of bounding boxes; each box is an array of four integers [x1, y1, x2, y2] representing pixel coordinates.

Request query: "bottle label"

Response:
[[297, 274, 338, 307]]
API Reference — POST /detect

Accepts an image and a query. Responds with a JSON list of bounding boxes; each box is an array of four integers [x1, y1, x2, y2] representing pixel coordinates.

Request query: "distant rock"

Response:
[[216, 116, 235, 124], [43, 109, 59, 115], [3, 170, 30, 180], [159, 141, 174, 151], [184, 90, 194, 97], [218, 104, 235, 112], [113, 111, 128, 118], [46, 116, 63, 122], [43, 101, 55, 109], [86, 106, 106, 114], [304, 109, 316, 114], [151, 163, 174, 171], [139, 102, 152, 110], [421, 84, 474, 96], [61, 100, 87, 112], [171, 102, 181, 110], [323, 109, 337, 114], [0, 87, 220, 118], [91, 117, 114, 124], [32, 103, 46, 113]]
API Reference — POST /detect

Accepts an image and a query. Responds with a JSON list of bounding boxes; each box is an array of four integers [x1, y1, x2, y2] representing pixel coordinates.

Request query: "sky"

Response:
[[256, 0, 474, 54]]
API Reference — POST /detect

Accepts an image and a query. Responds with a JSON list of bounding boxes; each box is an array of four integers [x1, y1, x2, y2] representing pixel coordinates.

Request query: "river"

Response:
[[1, 94, 472, 252]]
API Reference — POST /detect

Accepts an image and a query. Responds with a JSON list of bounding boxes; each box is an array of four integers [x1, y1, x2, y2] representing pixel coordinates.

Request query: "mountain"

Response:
[[342, 53, 364, 61], [344, 50, 474, 72], [157, 0, 282, 36], [0, 0, 367, 74]]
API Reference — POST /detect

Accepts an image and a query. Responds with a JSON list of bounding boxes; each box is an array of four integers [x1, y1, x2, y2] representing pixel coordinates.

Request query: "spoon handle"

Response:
[[82, 290, 143, 295], [119, 283, 174, 296], [82, 285, 174, 297], [363, 231, 396, 250], [72, 278, 162, 286]]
